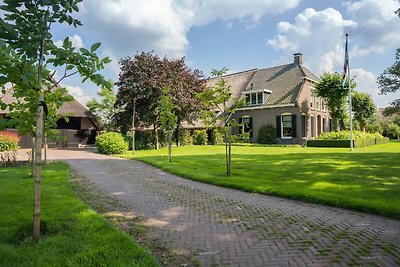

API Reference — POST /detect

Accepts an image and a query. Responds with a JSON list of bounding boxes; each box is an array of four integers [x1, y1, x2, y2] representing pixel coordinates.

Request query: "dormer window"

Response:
[[244, 89, 271, 106]]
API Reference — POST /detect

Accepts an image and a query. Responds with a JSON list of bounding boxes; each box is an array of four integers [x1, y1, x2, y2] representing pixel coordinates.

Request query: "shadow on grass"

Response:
[[134, 152, 400, 219]]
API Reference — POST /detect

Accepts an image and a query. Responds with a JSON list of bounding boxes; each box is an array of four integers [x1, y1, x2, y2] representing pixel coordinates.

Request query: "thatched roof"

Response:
[[0, 87, 95, 119]]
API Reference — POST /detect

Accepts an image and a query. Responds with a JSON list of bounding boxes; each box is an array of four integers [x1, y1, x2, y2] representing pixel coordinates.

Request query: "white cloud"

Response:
[[66, 85, 93, 107], [267, 8, 356, 73], [78, 0, 299, 59], [343, 0, 400, 56], [54, 34, 84, 49], [352, 68, 400, 108]]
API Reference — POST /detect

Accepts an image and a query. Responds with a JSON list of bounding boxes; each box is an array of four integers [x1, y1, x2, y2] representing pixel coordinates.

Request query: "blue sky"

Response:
[[16, 0, 400, 108]]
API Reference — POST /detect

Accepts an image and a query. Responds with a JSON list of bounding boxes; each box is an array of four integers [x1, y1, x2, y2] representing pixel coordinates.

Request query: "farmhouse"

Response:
[[0, 88, 99, 148], [207, 53, 331, 144]]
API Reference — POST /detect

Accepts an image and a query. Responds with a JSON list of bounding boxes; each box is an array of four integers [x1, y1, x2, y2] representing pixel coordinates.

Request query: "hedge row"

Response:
[[307, 137, 389, 148]]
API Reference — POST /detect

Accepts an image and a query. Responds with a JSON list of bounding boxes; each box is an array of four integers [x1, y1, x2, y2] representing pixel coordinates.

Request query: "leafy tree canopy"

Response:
[[315, 72, 355, 131], [87, 81, 116, 132], [352, 91, 377, 131], [377, 48, 400, 116], [115, 52, 205, 134]]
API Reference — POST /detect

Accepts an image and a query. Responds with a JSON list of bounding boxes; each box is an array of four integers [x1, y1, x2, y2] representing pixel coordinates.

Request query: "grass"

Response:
[[0, 162, 159, 267], [120, 141, 400, 219]]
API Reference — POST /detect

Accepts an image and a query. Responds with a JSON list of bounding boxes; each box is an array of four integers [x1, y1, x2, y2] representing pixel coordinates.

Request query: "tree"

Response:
[[159, 87, 177, 162], [352, 91, 377, 131], [115, 52, 205, 148], [315, 72, 355, 131], [377, 48, 400, 116], [196, 68, 243, 176], [87, 82, 117, 132], [0, 0, 110, 242]]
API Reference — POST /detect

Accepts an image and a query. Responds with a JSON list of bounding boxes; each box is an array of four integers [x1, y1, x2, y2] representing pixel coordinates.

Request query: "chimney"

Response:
[[294, 53, 303, 65]]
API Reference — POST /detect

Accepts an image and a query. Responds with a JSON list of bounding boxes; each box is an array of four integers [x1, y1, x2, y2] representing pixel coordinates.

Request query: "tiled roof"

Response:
[[207, 69, 257, 108], [206, 63, 319, 108]]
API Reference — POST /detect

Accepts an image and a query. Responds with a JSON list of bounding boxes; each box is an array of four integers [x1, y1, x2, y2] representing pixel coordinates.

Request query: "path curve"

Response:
[[33, 149, 400, 266]]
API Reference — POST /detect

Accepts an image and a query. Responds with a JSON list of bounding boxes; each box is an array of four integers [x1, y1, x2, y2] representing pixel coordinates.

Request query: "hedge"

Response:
[[307, 137, 389, 148]]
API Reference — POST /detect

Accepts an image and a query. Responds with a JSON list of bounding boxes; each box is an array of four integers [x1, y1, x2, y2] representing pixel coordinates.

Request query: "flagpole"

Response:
[[346, 33, 354, 152]]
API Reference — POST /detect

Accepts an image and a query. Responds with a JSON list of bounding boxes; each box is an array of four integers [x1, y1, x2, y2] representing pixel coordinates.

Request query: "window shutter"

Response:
[[238, 117, 243, 134], [292, 115, 297, 138], [276, 116, 281, 137]]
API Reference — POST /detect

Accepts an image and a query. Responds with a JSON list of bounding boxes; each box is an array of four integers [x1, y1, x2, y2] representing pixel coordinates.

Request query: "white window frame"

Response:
[[316, 97, 320, 111], [281, 113, 293, 139], [310, 94, 315, 110]]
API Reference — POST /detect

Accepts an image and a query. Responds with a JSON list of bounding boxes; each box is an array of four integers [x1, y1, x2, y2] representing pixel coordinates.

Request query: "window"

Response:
[[316, 97, 320, 110], [239, 116, 253, 138], [322, 100, 326, 111], [322, 117, 326, 132], [310, 94, 314, 110], [257, 92, 263, 104], [301, 114, 307, 138], [310, 115, 315, 138], [281, 114, 292, 138], [244, 90, 271, 106]]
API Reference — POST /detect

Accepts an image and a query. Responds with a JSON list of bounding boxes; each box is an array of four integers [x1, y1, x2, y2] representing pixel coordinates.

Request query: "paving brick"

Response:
[[36, 149, 400, 267]]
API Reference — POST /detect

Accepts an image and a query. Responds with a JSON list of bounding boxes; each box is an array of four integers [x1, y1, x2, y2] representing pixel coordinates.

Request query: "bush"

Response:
[[178, 129, 192, 146], [231, 132, 250, 143], [209, 128, 224, 145], [0, 131, 19, 151], [192, 129, 208, 145], [257, 124, 276, 144], [124, 131, 156, 150], [96, 132, 128, 155]]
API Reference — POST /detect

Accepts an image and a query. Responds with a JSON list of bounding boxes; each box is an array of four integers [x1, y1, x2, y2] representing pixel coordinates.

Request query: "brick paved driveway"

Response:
[[26, 149, 400, 266]]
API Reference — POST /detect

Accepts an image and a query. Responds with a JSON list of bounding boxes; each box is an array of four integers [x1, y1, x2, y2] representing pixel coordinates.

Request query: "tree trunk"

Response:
[[227, 126, 232, 176], [333, 119, 340, 132], [44, 136, 47, 165], [175, 120, 180, 146], [33, 91, 44, 243], [33, 27, 46, 243], [154, 125, 159, 149], [31, 136, 35, 177], [132, 99, 135, 154], [168, 129, 172, 162]]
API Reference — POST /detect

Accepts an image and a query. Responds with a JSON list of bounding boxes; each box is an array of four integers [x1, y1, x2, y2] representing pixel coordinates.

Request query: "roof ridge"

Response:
[[208, 68, 258, 80]]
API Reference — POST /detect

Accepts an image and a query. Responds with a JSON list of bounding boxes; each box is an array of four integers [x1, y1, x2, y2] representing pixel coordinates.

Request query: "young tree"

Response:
[[377, 48, 400, 116], [159, 87, 177, 162], [352, 91, 377, 131], [196, 68, 243, 176], [315, 72, 355, 131], [0, 0, 110, 242], [87, 82, 117, 132]]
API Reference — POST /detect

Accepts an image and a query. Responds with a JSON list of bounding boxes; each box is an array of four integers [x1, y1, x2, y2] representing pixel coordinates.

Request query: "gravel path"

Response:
[[23, 149, 400, 266]]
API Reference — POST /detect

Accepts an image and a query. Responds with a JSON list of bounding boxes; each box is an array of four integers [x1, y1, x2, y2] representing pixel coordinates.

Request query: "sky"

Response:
[[3, 0, 400, 108]]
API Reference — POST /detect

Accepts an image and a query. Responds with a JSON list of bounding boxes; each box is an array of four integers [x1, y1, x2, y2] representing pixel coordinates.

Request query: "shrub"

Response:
[[0, 131, 19, 151], [124, 131, 156, 150], [192, 129, 208, 145], [257, 124, 276, 144], [231, 132, 250, 143], [209, 128, 224, 145], [178, 128, 192, 146], [96, 132, 128, 155]]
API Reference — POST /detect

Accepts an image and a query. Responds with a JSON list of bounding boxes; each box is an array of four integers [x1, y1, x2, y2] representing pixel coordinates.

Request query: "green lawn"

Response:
[[121, 141, 400, 219], [0, 162, 158, 267]]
